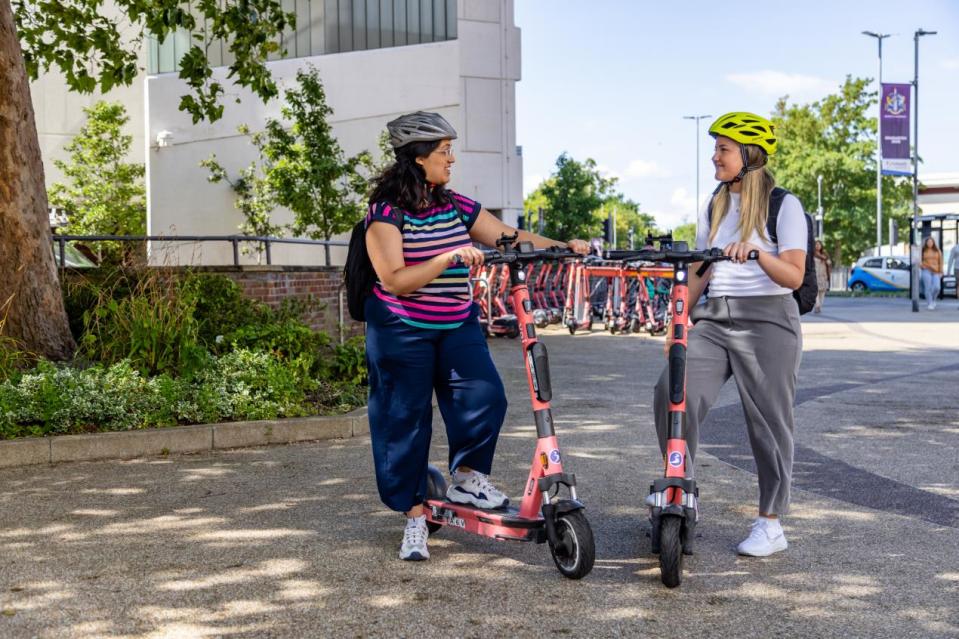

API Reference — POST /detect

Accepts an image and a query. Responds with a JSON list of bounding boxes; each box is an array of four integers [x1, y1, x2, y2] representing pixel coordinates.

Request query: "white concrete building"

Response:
[[918, 172, 959, 216], [30, 0, 523, 266]]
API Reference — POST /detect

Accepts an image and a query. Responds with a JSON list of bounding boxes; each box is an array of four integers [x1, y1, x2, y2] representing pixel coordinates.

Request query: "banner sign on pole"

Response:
[[880, 83, 912, 176]]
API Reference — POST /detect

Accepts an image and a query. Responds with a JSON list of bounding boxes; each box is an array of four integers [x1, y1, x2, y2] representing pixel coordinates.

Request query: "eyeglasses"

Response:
[[432, 146, 454, 158]]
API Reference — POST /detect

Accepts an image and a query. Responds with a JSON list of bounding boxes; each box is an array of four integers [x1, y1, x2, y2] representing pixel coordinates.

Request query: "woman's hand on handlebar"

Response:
[[566, 239, 590, 255], [723, 241, 762, 264], [443, 246, 486, 267]]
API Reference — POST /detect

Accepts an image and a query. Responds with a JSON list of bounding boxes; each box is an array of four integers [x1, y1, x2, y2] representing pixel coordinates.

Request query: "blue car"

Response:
[[847, 256, 910, 292]]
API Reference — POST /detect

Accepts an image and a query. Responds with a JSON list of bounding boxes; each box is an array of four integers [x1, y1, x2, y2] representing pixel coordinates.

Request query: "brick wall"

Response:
[[63, 265, 365, 342], [221, 267, 364, 340]]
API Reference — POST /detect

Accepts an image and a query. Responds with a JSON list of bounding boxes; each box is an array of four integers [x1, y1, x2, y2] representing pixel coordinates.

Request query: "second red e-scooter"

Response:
[[606, 240, 756, 588]]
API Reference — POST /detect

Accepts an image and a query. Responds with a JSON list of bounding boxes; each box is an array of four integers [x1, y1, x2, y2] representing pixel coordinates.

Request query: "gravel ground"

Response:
[[1, 296, 957, 638]]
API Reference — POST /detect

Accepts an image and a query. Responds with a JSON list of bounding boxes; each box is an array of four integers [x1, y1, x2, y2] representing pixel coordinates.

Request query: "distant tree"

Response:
[[595, 193, 657, 249], [203, 66, 371, 264], [48, 101, 145, 263], [539, 153, 615, 240], [522, 179, 553, 233], [671, 222, 697, 247], [771, 76, 913, 265], [201, 133, 284, 261]]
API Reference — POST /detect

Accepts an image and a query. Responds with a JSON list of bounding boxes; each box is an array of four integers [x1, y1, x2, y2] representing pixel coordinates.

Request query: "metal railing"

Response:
[[52, 234, 349, 273]]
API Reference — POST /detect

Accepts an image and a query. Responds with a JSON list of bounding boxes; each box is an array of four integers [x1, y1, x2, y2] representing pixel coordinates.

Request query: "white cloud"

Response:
[[941, 58, 959, 71], [725, 70, 838, 102], [644, 187, 700, 230], [670, 187, 697, 214], [648, 209, 691, 231], [596, 164, 622, 182], [624, 159, 670, 179]]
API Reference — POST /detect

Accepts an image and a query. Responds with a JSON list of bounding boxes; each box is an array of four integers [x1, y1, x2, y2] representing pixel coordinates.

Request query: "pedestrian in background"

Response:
[[920, 237, 943, 310], [813, 240, 831, 313]]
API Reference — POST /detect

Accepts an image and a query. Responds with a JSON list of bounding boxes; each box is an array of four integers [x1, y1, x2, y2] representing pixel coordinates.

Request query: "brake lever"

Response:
[[694, 250, 760, 276]]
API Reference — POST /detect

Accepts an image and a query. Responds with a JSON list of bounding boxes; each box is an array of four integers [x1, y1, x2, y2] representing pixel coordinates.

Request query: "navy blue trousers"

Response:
[[364, 296, 508, 512]]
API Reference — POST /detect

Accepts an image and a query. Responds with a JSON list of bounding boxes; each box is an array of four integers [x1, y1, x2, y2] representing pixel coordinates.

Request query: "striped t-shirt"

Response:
[[365, 191, 482, 329]]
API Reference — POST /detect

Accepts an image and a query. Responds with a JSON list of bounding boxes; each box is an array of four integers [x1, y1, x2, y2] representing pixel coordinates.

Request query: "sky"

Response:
[[514, 0, 959, 230]]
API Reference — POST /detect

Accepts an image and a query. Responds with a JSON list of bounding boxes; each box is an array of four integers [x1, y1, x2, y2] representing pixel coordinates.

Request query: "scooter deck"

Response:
[[426, 500, 547, 543]]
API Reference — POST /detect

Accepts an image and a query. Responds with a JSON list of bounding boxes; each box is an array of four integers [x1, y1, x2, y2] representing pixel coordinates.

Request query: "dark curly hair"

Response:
[[368, 140, 453, 212]]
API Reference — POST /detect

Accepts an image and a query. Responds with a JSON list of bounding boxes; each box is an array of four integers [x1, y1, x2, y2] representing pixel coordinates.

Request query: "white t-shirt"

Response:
[[695, 191, 807, 297]]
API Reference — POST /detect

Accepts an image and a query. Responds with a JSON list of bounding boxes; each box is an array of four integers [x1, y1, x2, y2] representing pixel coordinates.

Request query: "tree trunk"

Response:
[[0, 0, 76, 359]]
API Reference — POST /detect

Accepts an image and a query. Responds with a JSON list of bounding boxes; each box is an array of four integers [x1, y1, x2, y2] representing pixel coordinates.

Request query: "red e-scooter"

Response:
[[424, 234, 596, 579], [606, 240, 756, 588], [563, 258, 594, 334]]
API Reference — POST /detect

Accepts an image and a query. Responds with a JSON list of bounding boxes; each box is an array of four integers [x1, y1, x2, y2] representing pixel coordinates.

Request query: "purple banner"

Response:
[[880, 83, 912, 176]]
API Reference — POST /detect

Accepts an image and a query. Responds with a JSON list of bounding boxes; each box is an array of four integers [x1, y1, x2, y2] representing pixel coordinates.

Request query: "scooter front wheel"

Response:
[[658, 514, 683, 588], [548, 511, 595, 580]]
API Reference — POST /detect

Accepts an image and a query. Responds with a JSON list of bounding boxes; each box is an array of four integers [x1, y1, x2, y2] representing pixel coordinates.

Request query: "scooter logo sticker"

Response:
[[549, 449, 561, 464], [668, 451, 683, 468]]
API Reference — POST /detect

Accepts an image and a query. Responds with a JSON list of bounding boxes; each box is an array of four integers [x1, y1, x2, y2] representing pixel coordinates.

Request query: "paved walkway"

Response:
[[1, 297, 957, 638]]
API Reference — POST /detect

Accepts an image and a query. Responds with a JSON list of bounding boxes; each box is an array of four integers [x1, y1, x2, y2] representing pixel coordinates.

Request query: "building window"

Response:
[[148, 0, 457, 75]]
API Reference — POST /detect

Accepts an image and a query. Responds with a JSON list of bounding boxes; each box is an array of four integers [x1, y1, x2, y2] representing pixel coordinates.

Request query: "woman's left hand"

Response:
[[723, 241, 762, 264], [566, 239, 590, 255]]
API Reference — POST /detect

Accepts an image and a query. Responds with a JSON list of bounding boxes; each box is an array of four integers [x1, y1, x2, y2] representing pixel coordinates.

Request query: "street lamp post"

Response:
[[683, 114, 712, 216], [911, 28, 937, 313], [862, 31, 890, 257], [817, 174, 824, 239]]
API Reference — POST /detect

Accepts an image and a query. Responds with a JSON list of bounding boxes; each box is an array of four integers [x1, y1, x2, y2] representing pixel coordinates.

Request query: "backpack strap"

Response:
[[706, 186, 790, 246], [764, 187, 789, 245]]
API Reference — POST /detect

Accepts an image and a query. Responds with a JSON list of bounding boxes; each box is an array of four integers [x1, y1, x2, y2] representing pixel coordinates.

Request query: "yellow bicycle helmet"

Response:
[[708, 112, 777, 182]]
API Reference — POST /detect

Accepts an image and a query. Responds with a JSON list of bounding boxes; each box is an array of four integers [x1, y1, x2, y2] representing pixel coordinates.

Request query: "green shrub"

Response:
[[180, 273, 261, 349], [226, 318, 329, 370], [173, 349, 317, 423], [0, 360, 166, 436], [330, 336, 367, 385], [79, 271, 208, 378], [0, 349, 343, 439]]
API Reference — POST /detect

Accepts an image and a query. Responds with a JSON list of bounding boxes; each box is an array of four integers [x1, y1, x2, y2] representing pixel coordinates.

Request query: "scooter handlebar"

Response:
[[604, 248, 759, 264], [480, 246, 583, 265]]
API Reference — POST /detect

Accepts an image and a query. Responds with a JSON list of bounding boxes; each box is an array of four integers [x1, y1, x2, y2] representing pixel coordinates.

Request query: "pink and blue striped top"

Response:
[[365, 191, 482, 329]]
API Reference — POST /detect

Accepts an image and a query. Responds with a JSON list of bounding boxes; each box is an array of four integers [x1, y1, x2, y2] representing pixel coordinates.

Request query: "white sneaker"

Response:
[[447, 470, 509, 510], [737, 518, 788, 557], [399, 515, 429, 561]]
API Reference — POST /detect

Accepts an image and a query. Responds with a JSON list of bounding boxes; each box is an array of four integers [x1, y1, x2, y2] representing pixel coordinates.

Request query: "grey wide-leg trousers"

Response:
[[653, 294, 802, 515]]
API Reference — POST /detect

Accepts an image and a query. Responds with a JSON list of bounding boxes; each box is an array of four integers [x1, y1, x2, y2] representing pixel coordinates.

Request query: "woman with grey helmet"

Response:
[[363, 111, 589, 561]]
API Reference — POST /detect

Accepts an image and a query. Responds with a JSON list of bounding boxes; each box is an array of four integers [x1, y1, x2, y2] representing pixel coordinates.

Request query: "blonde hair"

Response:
[[709, 145, 776, 245]]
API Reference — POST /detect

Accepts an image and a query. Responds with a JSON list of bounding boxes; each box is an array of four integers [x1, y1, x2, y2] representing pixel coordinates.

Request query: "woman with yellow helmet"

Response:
[[650, 112, 808, 557]]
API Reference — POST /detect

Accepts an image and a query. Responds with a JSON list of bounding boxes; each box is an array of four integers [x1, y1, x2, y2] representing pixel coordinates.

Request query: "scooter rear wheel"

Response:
[[658, 515, 683, 588], [548, 511, 595, 580]]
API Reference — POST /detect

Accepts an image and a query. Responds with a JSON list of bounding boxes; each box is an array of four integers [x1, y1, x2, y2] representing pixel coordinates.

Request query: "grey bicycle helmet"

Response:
[[386, 111, 458, 148]]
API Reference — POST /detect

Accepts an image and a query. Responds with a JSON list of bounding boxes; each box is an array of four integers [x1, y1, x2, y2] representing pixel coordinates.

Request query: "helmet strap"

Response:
[[723, 145, 767, 184]]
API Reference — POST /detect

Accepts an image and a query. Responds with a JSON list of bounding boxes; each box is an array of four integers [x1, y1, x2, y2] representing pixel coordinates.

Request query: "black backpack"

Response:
[[707, 186, 818, 315], [344, 219, 377, 322]]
